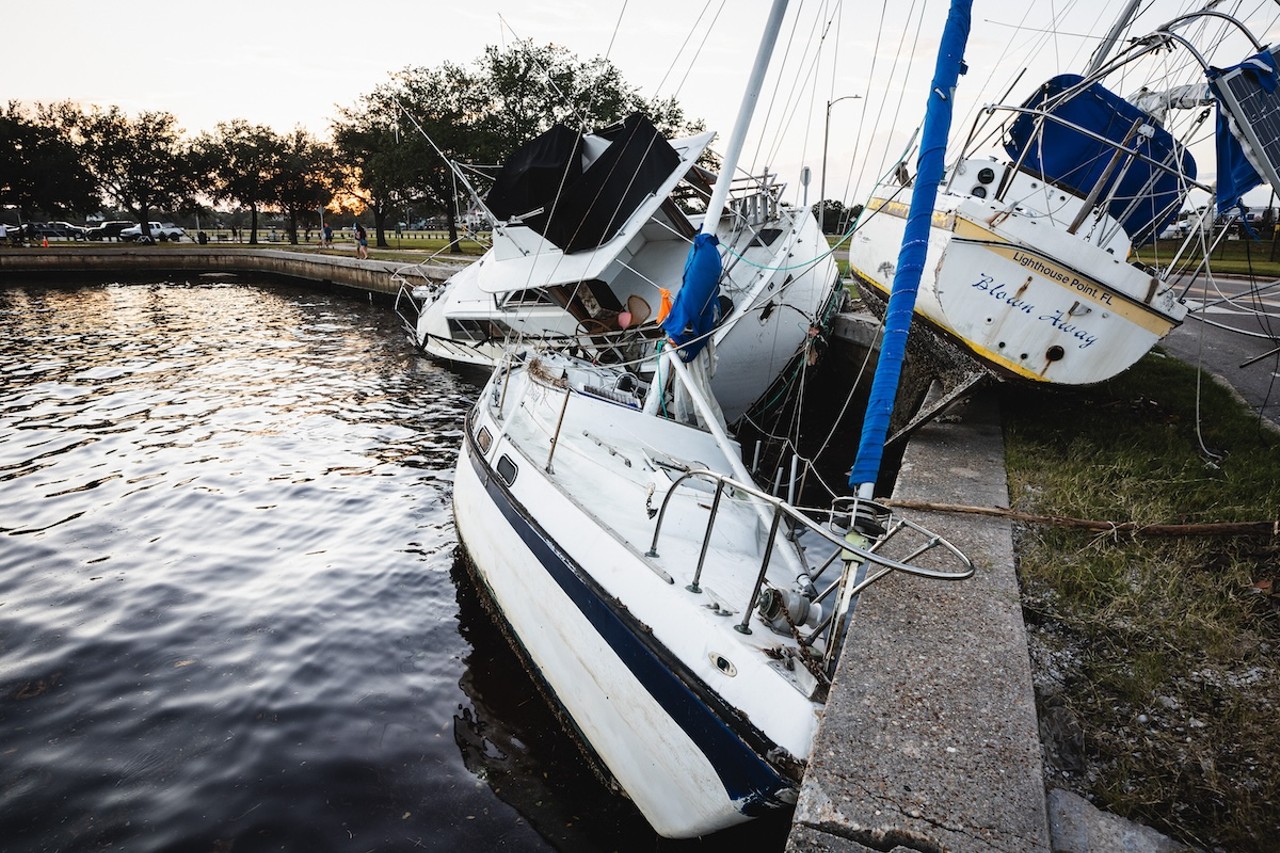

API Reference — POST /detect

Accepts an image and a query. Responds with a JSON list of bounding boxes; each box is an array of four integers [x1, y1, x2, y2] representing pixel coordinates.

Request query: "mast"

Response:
[[1086, 0, 1141, 76], [646, 0, 788, 445], [645, 0, 805, 578], [848, 0, 974, 499], [701, 0, 789, 234]]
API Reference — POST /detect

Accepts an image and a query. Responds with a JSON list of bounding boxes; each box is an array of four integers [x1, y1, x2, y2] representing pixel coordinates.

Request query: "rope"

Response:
[[884, 498, 1279, 537]]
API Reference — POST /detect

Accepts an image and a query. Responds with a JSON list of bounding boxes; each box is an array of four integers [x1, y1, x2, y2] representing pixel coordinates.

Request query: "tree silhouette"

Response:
[[74, 106, 193, 242], [0, 101, 97, 225], [190, 120, 286, 244]]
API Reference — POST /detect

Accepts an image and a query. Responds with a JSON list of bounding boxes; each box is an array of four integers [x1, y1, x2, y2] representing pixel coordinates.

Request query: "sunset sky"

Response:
[[9, 1, 1280, 207]]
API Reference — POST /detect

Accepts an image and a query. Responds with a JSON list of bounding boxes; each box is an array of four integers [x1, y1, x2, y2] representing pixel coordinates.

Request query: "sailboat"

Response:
[[394, 108, 840, 424], [451, 0, 976, 839], [847, 1, 1280, 392]]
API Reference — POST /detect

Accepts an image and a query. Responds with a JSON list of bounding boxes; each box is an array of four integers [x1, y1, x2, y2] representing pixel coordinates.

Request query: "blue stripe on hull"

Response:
[[462, 420, 793, 817]]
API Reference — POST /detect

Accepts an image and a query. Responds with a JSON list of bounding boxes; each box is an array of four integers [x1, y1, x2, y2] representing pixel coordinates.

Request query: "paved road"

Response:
[[1162, 275, 1280, 425]]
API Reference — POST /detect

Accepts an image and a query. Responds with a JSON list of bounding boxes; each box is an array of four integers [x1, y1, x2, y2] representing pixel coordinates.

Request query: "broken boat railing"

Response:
[[645, 468, 974, 677]]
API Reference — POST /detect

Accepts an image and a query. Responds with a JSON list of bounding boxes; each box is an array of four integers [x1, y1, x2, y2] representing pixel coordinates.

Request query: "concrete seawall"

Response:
[[786, 385, 1051, 853], [0, 246, 461, 296]]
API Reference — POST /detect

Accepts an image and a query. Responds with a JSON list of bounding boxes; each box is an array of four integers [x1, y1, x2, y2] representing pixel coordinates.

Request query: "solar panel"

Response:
[[1214, 45, 1280, 195]]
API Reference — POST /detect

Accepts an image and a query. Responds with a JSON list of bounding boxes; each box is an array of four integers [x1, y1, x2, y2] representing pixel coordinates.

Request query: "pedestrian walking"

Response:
[[355, 224, 368, 260]]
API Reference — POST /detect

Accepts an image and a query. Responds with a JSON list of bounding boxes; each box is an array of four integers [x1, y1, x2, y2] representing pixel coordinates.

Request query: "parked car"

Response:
[[119, 222, 186, 243], [20, 222, 82, 241], [50, 221, 88, 240], [84, 220, 138, 241]]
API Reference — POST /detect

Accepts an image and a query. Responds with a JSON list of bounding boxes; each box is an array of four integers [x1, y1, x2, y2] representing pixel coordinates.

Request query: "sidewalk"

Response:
[[786, 387, 1051, 852]]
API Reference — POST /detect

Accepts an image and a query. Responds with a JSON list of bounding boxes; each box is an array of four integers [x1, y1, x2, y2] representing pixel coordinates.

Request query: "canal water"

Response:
[[0, 279, 792, 852]]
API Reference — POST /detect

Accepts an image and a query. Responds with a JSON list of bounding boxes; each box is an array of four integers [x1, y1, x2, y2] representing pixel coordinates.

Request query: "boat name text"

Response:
[[970, 274, 1099, 349], [1011, 251, 1113, 305], [1037, 308, 1098, 349], [970, 273, 1034, 315]]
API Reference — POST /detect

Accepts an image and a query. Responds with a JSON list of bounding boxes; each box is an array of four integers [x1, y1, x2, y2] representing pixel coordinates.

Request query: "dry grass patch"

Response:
[[1002, 351, 1279, 852]]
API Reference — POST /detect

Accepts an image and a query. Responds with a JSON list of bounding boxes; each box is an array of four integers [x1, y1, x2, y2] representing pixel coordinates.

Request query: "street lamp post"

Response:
[[820, 94, 862, 236]]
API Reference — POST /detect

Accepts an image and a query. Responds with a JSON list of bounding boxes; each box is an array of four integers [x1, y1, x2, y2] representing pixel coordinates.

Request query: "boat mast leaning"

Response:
[[849, 0, 974, 499]]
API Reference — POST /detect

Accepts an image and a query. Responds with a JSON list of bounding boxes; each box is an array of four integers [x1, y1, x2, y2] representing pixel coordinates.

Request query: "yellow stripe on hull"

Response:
[[849, 195, 1177, 381]]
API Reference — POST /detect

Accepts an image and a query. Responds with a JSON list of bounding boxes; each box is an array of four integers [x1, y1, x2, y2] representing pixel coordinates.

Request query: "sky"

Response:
[[8, 1, 1280, 209]]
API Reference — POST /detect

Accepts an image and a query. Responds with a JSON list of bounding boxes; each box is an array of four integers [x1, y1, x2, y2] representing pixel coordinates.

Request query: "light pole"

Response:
[[820, 94, 862, 236]]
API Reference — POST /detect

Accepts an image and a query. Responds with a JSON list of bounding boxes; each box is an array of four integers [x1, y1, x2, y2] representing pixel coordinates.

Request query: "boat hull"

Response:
[[452, 415, 798, 838], [850, 199, 1185, 385], [415, 208, 838, 422]]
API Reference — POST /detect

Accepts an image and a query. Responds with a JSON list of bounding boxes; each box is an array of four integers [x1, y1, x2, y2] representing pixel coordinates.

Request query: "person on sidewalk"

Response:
[[355, 224, 368, 259]]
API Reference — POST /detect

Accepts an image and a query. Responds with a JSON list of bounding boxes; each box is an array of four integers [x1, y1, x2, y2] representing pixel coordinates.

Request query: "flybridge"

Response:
[[486, 113, 683, 254]]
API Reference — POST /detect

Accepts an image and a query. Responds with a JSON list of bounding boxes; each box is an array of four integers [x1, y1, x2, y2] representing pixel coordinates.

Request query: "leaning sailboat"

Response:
[[848, 1, 1280, 389], [396, 112, 839, 424], [451, 0, 975, 839]]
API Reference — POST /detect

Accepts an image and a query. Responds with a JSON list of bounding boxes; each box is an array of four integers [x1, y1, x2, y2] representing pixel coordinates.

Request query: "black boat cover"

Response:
[[485, 113, 681, 254]]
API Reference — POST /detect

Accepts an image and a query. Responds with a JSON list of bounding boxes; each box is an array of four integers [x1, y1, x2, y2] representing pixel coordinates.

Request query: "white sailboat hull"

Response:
[[849, 193, 1187, 385], [454, 445, 762, 837], [452, 352, 825, 838]]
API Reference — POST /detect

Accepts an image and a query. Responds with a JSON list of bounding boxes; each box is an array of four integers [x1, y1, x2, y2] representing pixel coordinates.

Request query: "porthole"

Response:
[[1046, 345, 1065, 362], [496, 454, 518, 486], [476, 426, 492, 454], [977, 167, 995, 184]]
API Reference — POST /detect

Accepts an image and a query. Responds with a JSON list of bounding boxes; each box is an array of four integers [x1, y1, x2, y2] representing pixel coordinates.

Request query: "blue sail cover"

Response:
[[1004, 74, 1196, 245], [849, 0, 972, 490], [1207, 49, 1279, 214], [661, 233, 722, 362]]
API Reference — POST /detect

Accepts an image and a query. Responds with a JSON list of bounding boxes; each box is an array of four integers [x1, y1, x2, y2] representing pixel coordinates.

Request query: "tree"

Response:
[[811, 200, 862, 235], [469, 40, 704, 161], [811, 199, 845, 235], [332, 59, 485, 250], [352, 63, 482, 248], [74, 106, 193, 241], [335, 42, 705, 252], [0, 101, 97, 224], [190, 120, 286, 245], [274, 128, 338, 245], [331, 88, 421, 250]]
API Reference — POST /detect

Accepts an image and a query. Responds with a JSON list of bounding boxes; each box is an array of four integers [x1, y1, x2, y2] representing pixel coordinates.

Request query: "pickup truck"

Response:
[[120, 222, 186, 243]]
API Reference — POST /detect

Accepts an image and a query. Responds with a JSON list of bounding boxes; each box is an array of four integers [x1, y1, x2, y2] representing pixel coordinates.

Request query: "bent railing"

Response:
[[645, 469, 975, 680]]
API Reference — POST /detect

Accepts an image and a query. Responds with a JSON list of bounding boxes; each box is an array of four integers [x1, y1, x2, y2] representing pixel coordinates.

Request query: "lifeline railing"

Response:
[[645, 469, 974, 679], [392, 280, 430, 342]]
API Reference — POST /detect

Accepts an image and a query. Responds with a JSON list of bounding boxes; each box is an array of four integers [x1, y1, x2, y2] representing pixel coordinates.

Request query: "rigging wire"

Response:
[[837, 0, 927, 212], [750, 2, 831, 178], [660, 0, 727, 103], [653, 0, 716, 99]]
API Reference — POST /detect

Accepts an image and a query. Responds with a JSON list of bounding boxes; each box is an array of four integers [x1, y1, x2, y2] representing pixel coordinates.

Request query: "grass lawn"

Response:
[[1001, 351, 1279, 852], [1135, 234, 1280, 278]]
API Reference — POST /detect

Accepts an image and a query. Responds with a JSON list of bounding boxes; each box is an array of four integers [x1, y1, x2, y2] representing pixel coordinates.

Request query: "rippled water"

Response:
[[0, 279, 791, 852]]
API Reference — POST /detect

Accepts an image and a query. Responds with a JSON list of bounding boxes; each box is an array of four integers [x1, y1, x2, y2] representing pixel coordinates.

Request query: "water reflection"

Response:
[[0, 279, 793, 852]]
